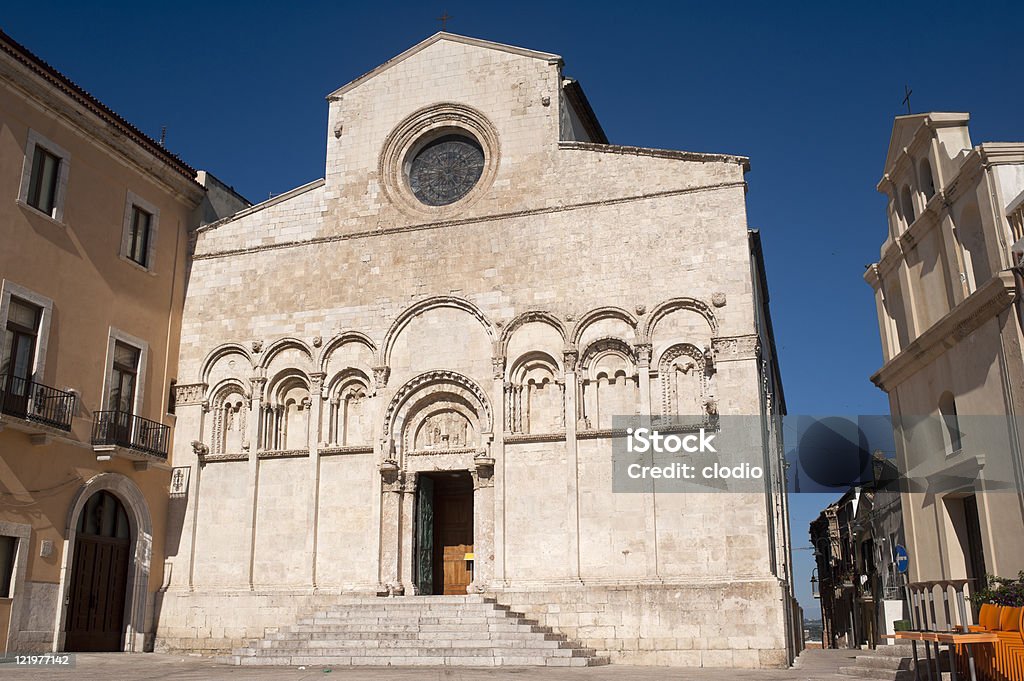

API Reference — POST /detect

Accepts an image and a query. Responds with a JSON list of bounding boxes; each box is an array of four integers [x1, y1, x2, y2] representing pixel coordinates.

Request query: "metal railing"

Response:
[[0, 373, 76, 431], [91, 410, 169, 458]]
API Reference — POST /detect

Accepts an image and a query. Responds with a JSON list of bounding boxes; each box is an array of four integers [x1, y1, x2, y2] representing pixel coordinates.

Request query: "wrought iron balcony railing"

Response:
[[0, 373, 76, 431], [92, 410, 169, 459]]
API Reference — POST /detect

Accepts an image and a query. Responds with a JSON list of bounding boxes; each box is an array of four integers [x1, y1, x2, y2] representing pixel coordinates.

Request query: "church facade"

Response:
[[157, 33, 797, 667]]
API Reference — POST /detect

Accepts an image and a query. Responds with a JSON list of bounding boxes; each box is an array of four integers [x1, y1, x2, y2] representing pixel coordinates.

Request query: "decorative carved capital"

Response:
[[380, 463, 403, 492], [310, 371, 327, 390], [563, 349, 579, 373], [372, 365, 391, 389], [491, 355, 506, 380], [635, 343, 653, 367]]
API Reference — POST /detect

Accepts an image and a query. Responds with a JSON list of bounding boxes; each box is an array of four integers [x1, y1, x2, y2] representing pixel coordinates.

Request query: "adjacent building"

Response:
[[0, 30, 245, 653], [865, 113, 1024, 626], [810, 454, 906, 648], [155, 32, 798, 667]]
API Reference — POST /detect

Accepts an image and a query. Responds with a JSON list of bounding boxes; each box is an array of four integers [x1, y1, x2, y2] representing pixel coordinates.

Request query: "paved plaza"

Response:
[[0, 649, 855, 680]]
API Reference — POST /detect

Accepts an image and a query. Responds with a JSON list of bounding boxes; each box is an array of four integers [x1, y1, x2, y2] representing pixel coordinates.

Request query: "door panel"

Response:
[[433, 488, 473, 595], [64, 535, 129, 652], [415, 476, 434, 595]]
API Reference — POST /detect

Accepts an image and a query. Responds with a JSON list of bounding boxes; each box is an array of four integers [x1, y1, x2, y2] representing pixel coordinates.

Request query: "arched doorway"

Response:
[[64, 491, 131, 651]]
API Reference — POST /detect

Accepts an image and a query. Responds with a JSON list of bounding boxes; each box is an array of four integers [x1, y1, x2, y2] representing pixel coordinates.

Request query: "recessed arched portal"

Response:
[[57, 473, 153, 652], [64, 490, 131, 651]]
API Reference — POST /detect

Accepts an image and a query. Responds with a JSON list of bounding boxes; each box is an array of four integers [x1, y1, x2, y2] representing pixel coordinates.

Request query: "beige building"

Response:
[[865, 112, 1024, 624], [0, 30, 245, 653], [157, 33, 798, 667]]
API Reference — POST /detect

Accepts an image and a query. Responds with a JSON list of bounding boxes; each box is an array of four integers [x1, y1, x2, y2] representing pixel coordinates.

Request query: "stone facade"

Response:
[[157, 33, 796, 667]]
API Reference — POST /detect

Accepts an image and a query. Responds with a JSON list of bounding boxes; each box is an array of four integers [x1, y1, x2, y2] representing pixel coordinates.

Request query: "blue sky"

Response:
[[6, 1, 1023, 615]]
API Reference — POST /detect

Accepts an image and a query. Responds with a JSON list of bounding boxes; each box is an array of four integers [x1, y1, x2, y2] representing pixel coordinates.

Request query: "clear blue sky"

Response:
[[6, 1, 1023, 616]]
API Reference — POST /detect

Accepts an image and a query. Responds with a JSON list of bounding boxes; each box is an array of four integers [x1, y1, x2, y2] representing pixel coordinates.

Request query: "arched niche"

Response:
[[506, 351, 563, 434], [208, 379, 250, 455], [325, 368, 373, 447], [262, 370, 311, 451], [578, 338, 637, 430]]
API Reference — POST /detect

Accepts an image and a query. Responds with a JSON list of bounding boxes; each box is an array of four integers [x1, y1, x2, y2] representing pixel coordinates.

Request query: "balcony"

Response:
[[91, 410, 169, 462], [0, 373, 76, 433]]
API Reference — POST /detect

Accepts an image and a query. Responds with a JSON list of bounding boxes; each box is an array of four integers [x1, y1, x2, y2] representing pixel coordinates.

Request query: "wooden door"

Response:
[[433, 487, 473, 595], [64, 535, 129, 651]]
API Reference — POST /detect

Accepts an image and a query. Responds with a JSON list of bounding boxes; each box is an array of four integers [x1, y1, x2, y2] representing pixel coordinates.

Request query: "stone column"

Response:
[[245, 375, 265, 589], [398, 473, 417, 593], [377, 462, 404, 595], [307, 373, 325, 587], [470, 457, 495, 592], [491, 355, 506, 583], [563, 348, 581, 581], [634, 344, 659, 578], [636, 343, 653, 420]]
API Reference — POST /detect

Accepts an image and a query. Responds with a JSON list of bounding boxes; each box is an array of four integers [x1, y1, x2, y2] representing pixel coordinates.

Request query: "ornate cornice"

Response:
[[871, 272, 1016, 391], [174, 383, 207, 406], [711, 335, 760, 362]]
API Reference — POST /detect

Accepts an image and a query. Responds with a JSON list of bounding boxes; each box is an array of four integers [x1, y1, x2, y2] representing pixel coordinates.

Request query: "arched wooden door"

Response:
[[65, 491, 131, 651]]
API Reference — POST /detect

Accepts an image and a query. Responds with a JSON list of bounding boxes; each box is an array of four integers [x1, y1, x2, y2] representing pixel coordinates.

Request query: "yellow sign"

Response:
[[464, 553, 475, 561]]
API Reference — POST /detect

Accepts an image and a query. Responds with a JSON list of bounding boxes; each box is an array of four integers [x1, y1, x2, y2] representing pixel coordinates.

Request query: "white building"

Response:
[[156, 33, 797, 667]]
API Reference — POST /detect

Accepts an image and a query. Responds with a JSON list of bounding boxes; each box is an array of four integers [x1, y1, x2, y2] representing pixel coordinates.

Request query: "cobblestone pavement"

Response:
[[0, 649, 858, 680]]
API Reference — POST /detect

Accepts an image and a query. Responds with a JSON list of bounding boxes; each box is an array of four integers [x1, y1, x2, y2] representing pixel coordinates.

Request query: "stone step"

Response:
[[854, 654, 912, 670], [235, 646, 594, 658], [266, 630, 567, 642], [839, 665, 915, 681], [282, 622, 552, 634], [252, 638, 573, 650], [231, 596, 597, 667], [870, 644, 916, 658], [232, 654, 608, 667]]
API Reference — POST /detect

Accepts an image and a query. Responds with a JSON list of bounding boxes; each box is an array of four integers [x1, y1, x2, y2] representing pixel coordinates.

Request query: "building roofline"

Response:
[[0, 28, 199, 182], [326, 32, 563, 100], [561, 78, 608, 144]]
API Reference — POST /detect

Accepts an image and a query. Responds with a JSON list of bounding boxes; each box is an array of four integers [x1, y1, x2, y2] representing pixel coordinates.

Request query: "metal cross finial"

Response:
[[902, 85, 913, 114], [438, 11, 453, 30]]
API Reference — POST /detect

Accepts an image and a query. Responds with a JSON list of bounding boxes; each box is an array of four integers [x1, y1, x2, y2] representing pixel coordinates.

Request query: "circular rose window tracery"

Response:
[[407, 134, 485, 206]]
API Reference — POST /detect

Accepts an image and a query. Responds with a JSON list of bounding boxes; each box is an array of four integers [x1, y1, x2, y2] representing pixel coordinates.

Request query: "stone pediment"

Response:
[[326, 32, 562, 100]]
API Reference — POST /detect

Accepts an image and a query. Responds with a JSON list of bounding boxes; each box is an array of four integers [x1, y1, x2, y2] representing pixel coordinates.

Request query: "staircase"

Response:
[[229, 595, 610, 667], [839, 644, 916, 681]]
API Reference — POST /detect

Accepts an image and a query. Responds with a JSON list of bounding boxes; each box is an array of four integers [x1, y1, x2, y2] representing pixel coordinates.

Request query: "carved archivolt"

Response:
[[258, 337, 314, 371], [642, 297, 718, 341], [656, 343, 708, 418], [380, 296, 496, 367], [317, 331, 377, 373], [382, 370, 492, 461], [569, 307, 639, 347], [199, 343, 252, 385], [498, 310, 567, 355]]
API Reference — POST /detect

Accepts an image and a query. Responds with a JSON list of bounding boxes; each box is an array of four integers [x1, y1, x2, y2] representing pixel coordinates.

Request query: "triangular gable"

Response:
[[327, 32, 562, 99], [882, 114, 929, 175], [881, 112, 971, 176]]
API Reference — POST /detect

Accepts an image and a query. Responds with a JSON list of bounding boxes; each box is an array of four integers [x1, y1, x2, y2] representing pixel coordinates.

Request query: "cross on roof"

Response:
[[437, 11, 453, 30], [902, 85, 913, 115]]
